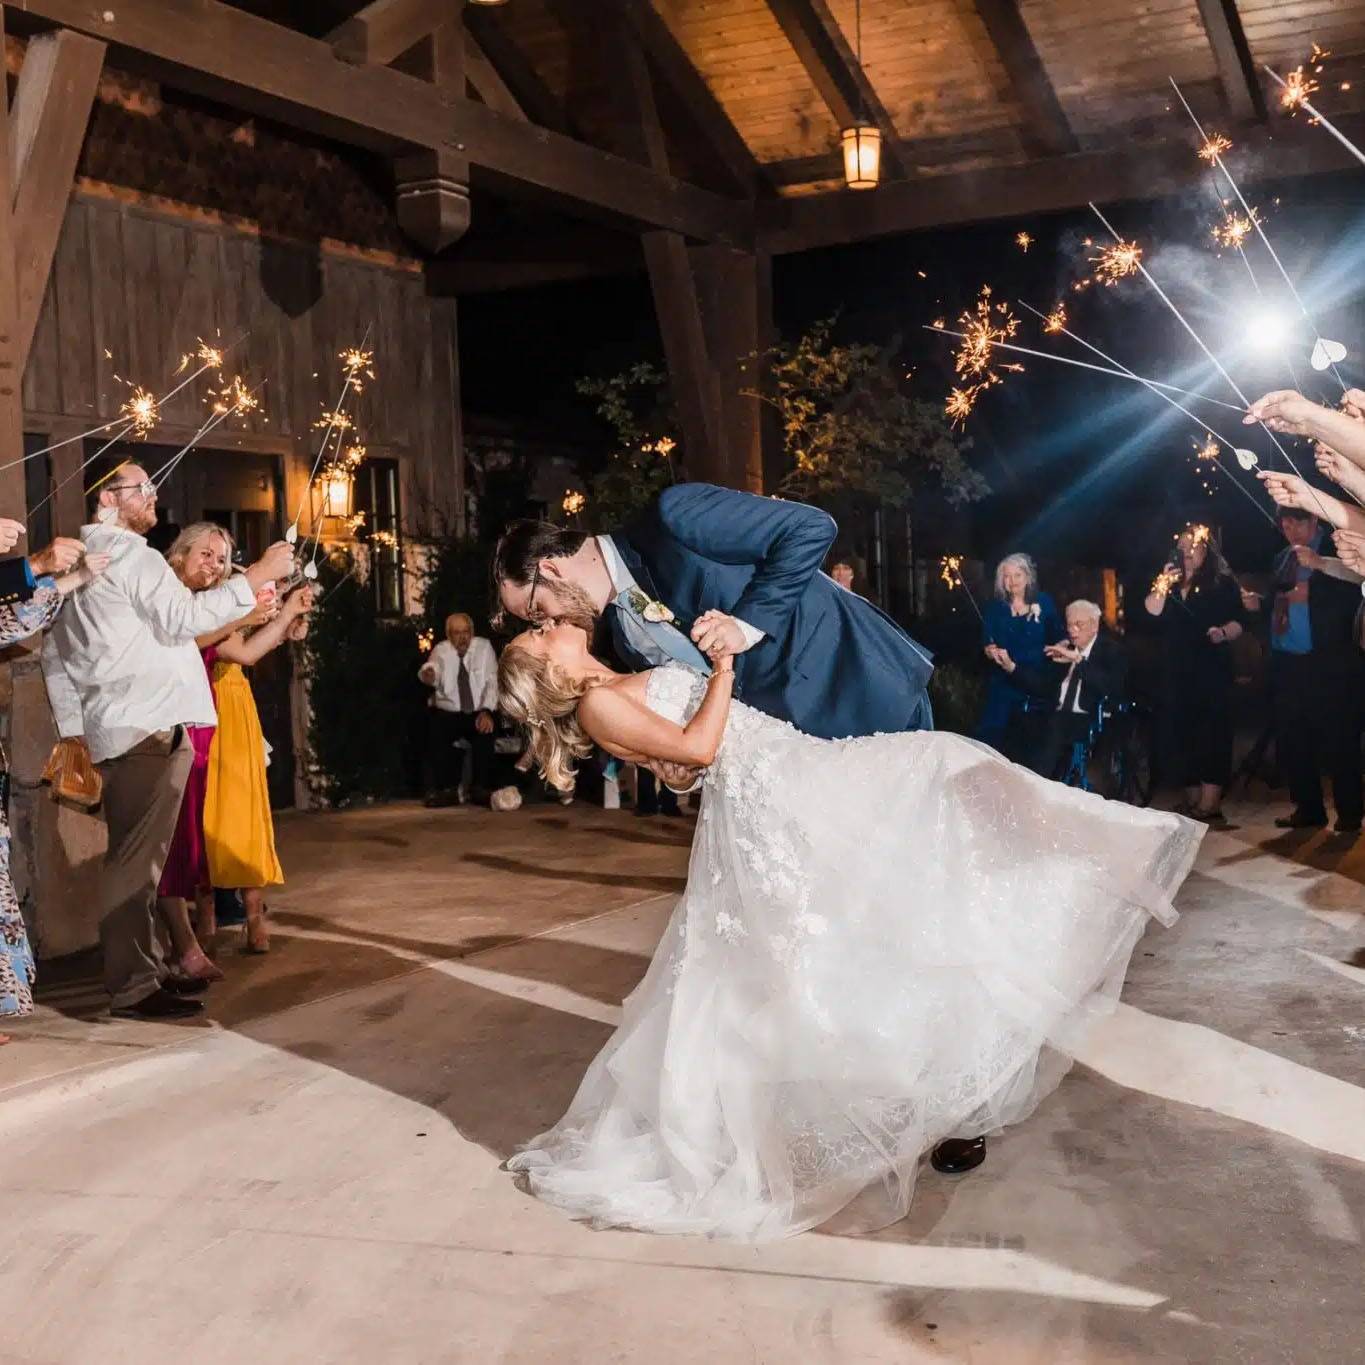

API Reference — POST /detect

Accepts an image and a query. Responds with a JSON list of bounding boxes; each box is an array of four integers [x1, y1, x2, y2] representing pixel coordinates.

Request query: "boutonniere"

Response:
[[1026, 603, 1042, 623], [627, 586, 678, 625]]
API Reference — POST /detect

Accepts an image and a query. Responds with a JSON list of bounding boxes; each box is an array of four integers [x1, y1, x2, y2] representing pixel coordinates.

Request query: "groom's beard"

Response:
[[546, 581, 600, 636]]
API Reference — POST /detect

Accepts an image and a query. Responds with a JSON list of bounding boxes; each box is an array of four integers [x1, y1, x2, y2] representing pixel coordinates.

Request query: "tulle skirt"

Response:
[[509, 705, 1203, 1241]]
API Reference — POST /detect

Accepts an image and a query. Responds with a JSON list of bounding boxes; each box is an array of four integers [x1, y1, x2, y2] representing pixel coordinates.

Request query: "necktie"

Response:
[[1061, 660, 1083, 714], [611, 596, 711, 673], [456, 654, 475, 711]]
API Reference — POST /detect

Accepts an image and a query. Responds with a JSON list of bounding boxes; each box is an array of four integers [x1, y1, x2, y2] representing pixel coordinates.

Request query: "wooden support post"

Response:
[[11, 30, 106, 368], [0, 11, 26, 521]]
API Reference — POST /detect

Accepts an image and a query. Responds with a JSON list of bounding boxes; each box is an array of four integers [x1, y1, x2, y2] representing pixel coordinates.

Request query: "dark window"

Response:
[[23, 435, 53, 548], [355, 457, 403, 615]]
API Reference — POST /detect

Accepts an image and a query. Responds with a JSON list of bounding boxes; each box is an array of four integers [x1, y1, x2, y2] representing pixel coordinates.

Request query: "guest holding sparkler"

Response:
[[41, 462, 294, 1020], [1241, 508, 1363, 835], [1246, 389, 1365, 472], [1144, 527, 1244, 825], [200, 566, 313, 955], [977, 553, 1063, 760], [1, 542, 109, 1045]]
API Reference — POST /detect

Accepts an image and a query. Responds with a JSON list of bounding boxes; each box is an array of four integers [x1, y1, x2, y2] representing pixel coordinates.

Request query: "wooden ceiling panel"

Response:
[[652, 0, 839, 163], [1020, 0, 1220, 136]]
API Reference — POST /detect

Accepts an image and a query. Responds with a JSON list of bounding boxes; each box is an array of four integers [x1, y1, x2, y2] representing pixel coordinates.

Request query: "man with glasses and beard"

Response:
[[42, 460, 295, 1020]]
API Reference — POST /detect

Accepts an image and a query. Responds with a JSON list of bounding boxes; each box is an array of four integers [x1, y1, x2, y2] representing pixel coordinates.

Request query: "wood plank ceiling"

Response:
[[481, 0, 1365, 196]]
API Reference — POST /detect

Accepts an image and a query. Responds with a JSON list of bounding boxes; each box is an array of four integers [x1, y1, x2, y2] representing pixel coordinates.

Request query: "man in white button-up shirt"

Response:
[[418, 612, 498, 805], [42, 464, 294, 1019]]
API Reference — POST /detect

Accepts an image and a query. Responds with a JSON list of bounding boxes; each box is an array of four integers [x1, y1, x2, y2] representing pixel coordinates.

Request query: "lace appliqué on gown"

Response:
[[508, 663, 1204, 1241]]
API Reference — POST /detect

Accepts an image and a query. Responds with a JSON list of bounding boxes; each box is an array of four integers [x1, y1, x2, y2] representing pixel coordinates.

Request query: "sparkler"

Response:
[[562, 490, 586, 516], [149, 378, 267, 493], [119, 387, 159, 437], [925, 326, 1246, 413], [1210, 210, 1257, 252], [1016, 231, 1033, 252], [1150, 565, 1182, 597], [941, 286, 1021, 424], [1042, 303, 1067, 334], [1193, 434, 1220, 462], [939, 555, 985, 625], [289, 325, 374, 545], [1264, 64, 1365, 168], [1017, 302, 1278, 526], [1170, 78, 1349, 390], [1090, 238, 1142, 286], [1198, 133, 1232, 164]]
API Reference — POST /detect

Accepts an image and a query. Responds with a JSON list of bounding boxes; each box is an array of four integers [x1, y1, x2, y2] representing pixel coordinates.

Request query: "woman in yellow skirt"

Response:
[[202, 576, 314, 953]]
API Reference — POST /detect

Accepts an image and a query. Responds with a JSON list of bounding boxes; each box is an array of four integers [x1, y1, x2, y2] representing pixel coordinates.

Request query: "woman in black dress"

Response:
[[1144, 527, 1245, 824]]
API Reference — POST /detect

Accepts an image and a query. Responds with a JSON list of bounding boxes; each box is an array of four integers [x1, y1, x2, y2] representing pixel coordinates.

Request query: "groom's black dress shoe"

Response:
[[930, 1137, 987, 1175]]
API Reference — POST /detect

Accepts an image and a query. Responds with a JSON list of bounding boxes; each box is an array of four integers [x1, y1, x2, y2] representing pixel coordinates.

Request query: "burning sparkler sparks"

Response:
[[209, 374, 258, 417], [340, 347, 376, 393], [1278, 48, 1327, 114], [1043, 303, 1067, 334], [1015, 231, 1033, 252], [417, 628, 435, 653], [1193, 434, 1220, 462], [1210, 209, 1258, 252], [562, 490, 586, 516], [120, 387, 159, 437], [945, 388, 980, 425], [370, 529, 398, 552], [1150, 565, 1182, 597], [940, 555, 965, 590], [1197, 133, 1233, 164], [1090, 238, 1143, 286], [313, 407, 354, 435], [175, 338, 226, 375], [941, 286, 1020, 426]]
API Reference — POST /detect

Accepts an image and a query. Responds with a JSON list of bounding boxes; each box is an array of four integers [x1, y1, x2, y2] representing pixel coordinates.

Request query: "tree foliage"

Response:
[[573, 363, 677, 526], [763, 319, 987, 511]]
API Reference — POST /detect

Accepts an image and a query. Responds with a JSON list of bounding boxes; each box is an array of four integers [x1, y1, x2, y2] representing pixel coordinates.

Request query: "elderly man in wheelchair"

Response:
[[985, 599, 1149, 804]]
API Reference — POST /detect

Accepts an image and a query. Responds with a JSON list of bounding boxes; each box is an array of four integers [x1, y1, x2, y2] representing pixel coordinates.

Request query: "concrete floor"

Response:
[[3, 797, 1364, 1364]]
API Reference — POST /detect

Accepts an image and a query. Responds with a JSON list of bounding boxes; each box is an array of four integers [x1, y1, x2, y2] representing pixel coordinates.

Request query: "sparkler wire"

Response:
[[1263, 66, 1365, 168], [1018, 303, 1279, 527]]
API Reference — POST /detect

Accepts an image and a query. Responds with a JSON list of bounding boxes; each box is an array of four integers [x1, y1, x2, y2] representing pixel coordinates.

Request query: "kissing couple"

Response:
[[491, 482, 1202, 1242]]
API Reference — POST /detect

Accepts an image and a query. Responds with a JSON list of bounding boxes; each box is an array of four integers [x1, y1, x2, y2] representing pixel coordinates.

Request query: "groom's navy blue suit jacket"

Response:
[[613, 484, 934, 739]]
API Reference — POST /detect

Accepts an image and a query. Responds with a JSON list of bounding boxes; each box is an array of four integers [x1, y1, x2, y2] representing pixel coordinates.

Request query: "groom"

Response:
[[492, 482, 934, 740], [494, 483, 987, 1177]]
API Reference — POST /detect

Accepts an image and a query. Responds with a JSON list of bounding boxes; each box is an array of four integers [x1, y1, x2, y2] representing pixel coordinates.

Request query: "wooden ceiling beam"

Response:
[[759, 113, 1365, 254], [328, 0, 451, 68], [1192, 0, 1266, 123], [8, 0, 751, 245], [462, 5, 577, 139], [969, 0, 1077, 156], [613, 0, 760, 196], [763, 0, 906, 179]]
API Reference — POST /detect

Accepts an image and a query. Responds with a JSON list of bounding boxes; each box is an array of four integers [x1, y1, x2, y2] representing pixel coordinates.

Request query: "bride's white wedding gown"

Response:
[[508, 664, 1203, 1241]]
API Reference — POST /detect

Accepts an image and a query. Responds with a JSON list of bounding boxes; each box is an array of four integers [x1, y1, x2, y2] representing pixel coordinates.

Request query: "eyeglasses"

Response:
[[108, 480, 155, 497], [526, 564, 543, 621]]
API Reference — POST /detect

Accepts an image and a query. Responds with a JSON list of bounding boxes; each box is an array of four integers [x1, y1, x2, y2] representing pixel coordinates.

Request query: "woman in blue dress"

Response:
[[975, 553, 1064, 759]]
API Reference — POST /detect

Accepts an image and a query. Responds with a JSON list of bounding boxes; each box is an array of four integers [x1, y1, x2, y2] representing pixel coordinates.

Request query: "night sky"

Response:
[[459, 166, 1365, 582]]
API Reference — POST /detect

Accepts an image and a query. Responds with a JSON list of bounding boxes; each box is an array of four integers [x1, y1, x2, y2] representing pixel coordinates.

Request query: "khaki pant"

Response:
[[98, 728, 194, 1009]]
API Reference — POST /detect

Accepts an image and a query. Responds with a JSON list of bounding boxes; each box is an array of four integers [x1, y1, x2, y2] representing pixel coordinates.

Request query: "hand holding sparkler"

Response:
[[54, 551, 110, 597], [29, 537, 86, 577], [1313, 445, 1365, 507], [983, 643, 1015, 673], [0, 519, 24, 555], [1332, 528, 1365, 577], [1257, 471, 1362, 532], [245, 541, 297, 596]]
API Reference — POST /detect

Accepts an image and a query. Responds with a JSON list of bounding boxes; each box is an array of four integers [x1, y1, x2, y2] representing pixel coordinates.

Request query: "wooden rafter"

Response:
[[8, 0, 750, 245], [759, 112, 1365, 254], [10, 29, 106, 368], [969, 0, 1077, 156], [614, 0, 760, 196], [617, 24, 721, 475], [462, 5, 577, 139], [1192, 0, 1266, 123], [329, 0, 449, 68], [763, 0, 906, 179], [464, 35, 526, 121]]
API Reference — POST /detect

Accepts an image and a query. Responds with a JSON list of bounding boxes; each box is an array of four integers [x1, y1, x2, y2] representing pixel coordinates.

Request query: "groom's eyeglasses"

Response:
[[525, 564, 543, 621]]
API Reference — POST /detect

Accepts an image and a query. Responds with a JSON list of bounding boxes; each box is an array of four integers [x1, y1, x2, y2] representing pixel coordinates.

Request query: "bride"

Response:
[[498, 620, 1203, 1242]]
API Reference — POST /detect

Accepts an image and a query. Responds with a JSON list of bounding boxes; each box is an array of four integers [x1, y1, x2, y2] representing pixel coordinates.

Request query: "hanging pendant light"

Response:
[[841, 0, 880, 190]]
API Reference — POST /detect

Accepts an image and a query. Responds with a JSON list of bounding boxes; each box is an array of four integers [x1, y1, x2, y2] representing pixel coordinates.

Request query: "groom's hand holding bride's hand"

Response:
[[691, 610, 746, 661]]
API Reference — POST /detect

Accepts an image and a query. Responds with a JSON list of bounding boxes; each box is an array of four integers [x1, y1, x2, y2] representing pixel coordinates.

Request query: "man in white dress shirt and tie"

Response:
[[419, 612, 498, 807]]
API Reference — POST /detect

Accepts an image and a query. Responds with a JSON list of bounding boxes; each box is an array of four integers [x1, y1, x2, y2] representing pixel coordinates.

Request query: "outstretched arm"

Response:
[[579, 661, 734, 768], [654, 484, 837, 643]]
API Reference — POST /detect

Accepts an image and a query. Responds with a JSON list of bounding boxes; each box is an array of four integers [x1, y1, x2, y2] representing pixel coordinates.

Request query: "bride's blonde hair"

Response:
[[498, 645, 593, 792]]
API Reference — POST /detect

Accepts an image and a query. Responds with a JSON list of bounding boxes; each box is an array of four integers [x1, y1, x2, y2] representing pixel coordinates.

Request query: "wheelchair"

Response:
[[1057, 697, 1154, 807]]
